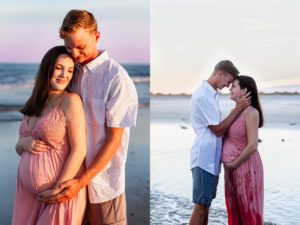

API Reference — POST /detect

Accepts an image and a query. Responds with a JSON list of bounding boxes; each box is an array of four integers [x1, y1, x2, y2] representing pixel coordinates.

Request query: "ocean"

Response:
[[151, 94, 300, 225], [0, 63, 150, 121]]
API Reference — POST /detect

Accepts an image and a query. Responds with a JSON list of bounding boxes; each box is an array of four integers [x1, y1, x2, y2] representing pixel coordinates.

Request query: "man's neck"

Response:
[[81, 50, 101, 66], [207, 75, 218, 90]]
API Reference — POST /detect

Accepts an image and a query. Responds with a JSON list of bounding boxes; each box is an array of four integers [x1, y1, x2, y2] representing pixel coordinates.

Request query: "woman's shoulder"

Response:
[[62, 92, 81, 102], [244, 106, 259, 120], [60, 92, 83, 109]]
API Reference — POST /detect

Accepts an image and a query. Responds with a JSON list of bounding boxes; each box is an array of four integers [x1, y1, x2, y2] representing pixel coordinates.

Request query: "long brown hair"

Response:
[[20, 46, 75, 117], [237, 75, 264, 127]]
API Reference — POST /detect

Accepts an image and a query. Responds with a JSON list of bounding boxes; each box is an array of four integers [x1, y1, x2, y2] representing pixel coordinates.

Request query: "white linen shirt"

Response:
[[74, 50, 138, 203], [189, 80, 222, 175]]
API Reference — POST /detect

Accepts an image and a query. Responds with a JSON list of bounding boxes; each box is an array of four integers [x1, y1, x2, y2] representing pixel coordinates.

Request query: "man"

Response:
[[189, 60, 250, 225], [38, 9, 138, 225]]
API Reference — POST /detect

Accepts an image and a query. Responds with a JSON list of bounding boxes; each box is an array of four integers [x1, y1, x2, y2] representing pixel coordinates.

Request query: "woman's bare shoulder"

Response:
[[60, 92, 82, 110], [245, 106, 259, 120]]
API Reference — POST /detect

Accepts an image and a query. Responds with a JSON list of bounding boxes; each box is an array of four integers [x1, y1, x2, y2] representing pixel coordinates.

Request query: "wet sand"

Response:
[[151, 94, 300, 224]]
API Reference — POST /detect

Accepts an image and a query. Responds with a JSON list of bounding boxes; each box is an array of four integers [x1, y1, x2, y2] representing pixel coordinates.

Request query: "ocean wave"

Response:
[[0, 63, 149, 85], [0, 104, 24, 111], [0, 80, 34, 90], [0, 76, 148, 90], [131, 76, 150, 83], [151, 190, 279, 225], [0, 111, 23, 122]]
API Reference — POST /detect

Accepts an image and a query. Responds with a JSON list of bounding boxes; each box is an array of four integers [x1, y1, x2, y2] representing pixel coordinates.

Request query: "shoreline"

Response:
[[151, 95, 300, 224], [150, 92, 300, 97]]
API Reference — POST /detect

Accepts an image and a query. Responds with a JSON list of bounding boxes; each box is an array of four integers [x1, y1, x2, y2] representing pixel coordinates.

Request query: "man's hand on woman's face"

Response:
[[236, 91, 251, 111]]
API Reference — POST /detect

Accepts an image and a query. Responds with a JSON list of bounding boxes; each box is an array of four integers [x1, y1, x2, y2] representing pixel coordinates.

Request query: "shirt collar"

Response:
[[202, 80, 218, 97], [80, 50, 109, 73]]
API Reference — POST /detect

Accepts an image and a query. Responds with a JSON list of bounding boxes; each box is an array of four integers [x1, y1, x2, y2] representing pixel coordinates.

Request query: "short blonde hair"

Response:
[[60, 9, 98, 38]]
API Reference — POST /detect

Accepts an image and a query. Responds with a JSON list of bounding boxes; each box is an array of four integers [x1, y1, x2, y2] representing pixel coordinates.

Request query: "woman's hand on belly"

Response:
[[223, 161, 237, 172], [18, 136, 50, 155]]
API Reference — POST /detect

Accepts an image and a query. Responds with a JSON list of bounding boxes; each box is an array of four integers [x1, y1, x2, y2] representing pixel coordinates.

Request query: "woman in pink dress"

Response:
[[222, 75, 264, 225], [12, 46, 87, 225]]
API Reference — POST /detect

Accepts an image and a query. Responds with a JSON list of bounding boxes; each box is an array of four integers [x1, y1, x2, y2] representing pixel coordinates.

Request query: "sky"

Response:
[[0, 0, 149, 64], [151, 0, 300, 94]]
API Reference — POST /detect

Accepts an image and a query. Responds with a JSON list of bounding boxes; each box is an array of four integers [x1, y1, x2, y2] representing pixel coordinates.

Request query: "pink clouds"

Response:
[[1, 21, 149, 64]]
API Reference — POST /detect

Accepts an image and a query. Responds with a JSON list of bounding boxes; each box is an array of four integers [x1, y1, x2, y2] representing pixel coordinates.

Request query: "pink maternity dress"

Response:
[[222, 106, 264, 225], [12, 94, 86, 225]]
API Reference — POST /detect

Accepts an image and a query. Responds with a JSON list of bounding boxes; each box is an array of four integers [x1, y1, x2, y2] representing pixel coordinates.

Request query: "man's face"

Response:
[[218, 71, 235, 90], [64, 28, 99, 65]]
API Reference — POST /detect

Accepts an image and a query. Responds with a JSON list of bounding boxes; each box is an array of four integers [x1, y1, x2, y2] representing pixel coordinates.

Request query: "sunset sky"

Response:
[[1, 0, 300, 93], [0, 0, 149, 64], [151, 0, 300, 93]]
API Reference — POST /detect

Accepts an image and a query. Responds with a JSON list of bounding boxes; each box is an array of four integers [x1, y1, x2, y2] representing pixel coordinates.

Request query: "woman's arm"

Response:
[[54, 93, 87, 187], [15, 138, 25, 156], [16, 136, 49, 156], [224, 109, 259, 170]]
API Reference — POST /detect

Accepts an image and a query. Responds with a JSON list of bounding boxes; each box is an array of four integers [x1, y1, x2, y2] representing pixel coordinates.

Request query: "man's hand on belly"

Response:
[[36, 179, 83, 203]]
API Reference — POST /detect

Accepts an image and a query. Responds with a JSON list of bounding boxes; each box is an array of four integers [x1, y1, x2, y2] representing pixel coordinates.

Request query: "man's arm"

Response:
[[209, 92, 251, 136], [209, 107, 243, 137], [79, 126, 124, 187], [38, 126, 124, 203]]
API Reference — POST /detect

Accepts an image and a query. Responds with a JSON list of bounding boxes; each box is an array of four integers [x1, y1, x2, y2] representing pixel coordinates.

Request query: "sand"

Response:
[[150, 94, 300, 224]]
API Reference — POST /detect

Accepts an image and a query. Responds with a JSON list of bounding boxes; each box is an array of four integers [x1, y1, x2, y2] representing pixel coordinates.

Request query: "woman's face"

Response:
[[50, 54, 74, 92], [229, 79, 246, 101]]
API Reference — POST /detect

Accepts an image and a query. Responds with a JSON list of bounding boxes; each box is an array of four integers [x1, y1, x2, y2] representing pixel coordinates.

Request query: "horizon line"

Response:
[[0, 61, 150, 65], [150, 91, 300, 96]]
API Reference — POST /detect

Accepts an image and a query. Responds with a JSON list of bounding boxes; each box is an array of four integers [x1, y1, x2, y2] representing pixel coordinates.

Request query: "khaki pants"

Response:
[[83, 193, 127, 225]]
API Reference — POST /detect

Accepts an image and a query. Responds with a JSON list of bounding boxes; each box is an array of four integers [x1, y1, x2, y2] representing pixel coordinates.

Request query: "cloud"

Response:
[[238, 18, 278, 31], [264, 37, 300, 43]]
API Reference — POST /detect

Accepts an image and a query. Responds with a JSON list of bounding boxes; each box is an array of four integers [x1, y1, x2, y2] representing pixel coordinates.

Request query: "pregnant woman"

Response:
[[222, 75, 264, 225], [12, 46, 86, 225]]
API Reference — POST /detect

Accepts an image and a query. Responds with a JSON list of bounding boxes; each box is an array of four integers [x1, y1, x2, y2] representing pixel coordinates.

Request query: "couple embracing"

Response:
[[189, 60, 264, 225], [12, 9, 138, 225]]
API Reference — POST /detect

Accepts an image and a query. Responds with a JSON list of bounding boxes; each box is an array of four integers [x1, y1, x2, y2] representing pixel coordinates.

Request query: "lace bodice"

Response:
[[19, 105, 68, 151]]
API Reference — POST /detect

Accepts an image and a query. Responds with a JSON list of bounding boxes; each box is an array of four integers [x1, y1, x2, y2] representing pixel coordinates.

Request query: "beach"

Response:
[[151, 94, 300, 225], [127, 106, 150, 225], [0, 63, 150, 225]]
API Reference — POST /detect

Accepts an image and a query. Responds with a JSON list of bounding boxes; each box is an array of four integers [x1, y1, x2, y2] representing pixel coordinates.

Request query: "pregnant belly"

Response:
[[222, 140, 244, 163], [18, 151, 67, 194]]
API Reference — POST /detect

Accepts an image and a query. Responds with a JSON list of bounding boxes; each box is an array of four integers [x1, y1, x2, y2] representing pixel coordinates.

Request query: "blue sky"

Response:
[[0, 0, 149, 64]]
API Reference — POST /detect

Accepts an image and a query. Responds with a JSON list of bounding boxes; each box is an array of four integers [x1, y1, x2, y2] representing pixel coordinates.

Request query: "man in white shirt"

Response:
[[189, 60, 250, 225], [36, 10, 138, 225]]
